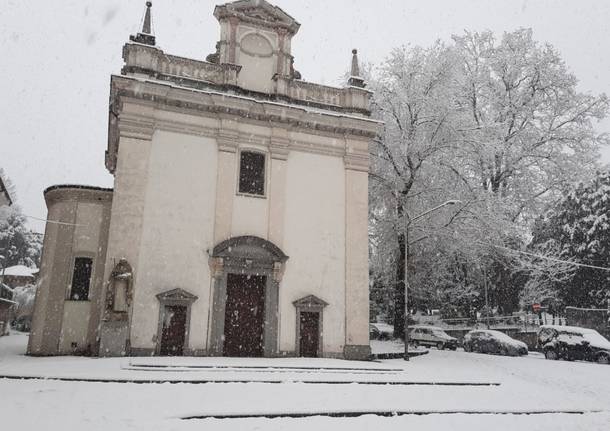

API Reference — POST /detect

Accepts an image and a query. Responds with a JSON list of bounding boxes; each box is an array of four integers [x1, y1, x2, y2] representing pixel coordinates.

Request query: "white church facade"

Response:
[[28, 0, 377, 360]]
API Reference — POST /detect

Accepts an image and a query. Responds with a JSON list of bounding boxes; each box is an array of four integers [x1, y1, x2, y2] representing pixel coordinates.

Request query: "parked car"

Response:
[[463, 330, 528, 356], [410, 325, 457, 350], [537, 325, 610, 364], [369, 322, 394, 340]]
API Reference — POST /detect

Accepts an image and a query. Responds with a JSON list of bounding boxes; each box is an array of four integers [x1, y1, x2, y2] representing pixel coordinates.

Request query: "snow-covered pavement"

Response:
[[1, 332, 609, 430]]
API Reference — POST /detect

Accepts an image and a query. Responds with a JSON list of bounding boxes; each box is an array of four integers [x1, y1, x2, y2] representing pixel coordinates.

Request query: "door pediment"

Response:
[[293, 295, 328, 310], [156, 288, 198, 303], [212, 236, 288, 263]]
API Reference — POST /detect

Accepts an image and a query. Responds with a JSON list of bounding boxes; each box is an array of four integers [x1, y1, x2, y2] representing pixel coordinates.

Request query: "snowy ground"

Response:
[[1, 332, 610, 430]]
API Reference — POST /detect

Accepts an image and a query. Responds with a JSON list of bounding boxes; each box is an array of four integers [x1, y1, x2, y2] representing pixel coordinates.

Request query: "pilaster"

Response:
[[103, 118, 154, 354], [268, 134, 289, 247], [213, 126, 239, 244], [343, 138, 371, 359]]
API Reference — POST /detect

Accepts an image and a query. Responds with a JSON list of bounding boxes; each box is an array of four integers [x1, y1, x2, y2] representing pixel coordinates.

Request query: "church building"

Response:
[[28, 0, 377, 360]]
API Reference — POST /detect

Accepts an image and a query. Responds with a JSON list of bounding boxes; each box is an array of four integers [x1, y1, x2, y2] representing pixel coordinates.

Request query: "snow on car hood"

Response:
[[554, 329, 610, 350], [582, 332, 610, 350]]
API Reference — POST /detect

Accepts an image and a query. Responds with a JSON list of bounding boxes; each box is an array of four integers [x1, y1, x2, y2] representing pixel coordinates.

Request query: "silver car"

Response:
[[410, 325, 458, 350]]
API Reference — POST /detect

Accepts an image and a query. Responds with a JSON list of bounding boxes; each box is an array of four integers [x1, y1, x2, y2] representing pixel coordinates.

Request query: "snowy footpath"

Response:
[[1, 332, 609, 430]]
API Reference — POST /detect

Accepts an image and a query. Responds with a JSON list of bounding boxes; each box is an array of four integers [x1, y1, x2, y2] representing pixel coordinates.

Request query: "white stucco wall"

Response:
[[130, 130, 218, 352], [58, 200, 106, 354], [280, 151, 346, 355], [59, 301, 91, 352], [73, 202, 103, 254]]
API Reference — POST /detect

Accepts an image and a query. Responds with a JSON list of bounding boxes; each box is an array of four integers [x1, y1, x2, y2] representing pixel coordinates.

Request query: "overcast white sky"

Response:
[[1, 0, 609, 232]]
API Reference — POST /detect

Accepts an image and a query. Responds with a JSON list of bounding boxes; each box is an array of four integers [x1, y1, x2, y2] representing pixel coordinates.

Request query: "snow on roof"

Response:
[[2, 265, 37, 278]]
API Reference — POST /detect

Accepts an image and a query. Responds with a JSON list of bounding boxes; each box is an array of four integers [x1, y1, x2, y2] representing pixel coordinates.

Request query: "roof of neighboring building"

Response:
[[1, 265, 37, 278], [44, 184, 113, 195]]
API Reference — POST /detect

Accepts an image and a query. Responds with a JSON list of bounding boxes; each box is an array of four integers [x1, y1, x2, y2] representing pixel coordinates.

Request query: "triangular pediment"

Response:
[[156, 288, 198, 303], [293, 295, 328, 309], [214, 0, 300, 34]]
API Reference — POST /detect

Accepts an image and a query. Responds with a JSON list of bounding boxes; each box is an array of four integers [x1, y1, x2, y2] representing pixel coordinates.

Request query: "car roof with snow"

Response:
[[539, 325, 597, 334], [410, 325, 445, 331], [469, 329, 516, 339]]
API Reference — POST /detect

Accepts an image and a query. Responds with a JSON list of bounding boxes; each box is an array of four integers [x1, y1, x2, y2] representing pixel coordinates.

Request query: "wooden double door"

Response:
[[223, 273, 266, 357]]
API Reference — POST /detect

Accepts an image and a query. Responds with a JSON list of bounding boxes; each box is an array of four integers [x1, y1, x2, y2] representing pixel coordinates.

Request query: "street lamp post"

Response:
[[404, 200, 461, 361], [483, 266, 490, 329]]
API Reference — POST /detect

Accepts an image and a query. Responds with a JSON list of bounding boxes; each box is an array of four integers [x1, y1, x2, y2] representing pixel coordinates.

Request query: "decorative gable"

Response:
[[156, 288, 198, 303], [214, 0, 300, 34], [293, 295, 329, 310]]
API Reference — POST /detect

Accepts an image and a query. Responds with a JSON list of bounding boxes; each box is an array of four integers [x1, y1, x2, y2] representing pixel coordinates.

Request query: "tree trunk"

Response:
[[393, 215, 406, 339]]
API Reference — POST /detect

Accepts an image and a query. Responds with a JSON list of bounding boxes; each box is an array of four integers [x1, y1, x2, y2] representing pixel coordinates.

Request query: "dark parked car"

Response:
[[410, 326, 458, 350], [463, 330, 528, 356], [538, 325, 610, 364]]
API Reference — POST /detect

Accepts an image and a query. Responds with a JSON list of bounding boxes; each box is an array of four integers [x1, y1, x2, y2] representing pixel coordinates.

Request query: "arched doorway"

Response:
[[208, 236, 288, 357]]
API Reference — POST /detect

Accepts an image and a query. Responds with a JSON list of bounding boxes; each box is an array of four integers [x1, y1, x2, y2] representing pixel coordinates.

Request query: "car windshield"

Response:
[[432, 329, 449, 337]]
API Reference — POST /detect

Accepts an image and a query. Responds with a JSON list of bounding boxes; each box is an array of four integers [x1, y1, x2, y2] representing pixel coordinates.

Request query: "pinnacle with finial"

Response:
[[348, 48, 365, 88], [351, 49, 361, 78], [130, 2, 156, 46], [142, 2, 153, 34]]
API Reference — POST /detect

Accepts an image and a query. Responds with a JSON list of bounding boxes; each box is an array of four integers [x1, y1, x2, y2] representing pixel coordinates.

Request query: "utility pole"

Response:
[[483, 266, 490, 329]]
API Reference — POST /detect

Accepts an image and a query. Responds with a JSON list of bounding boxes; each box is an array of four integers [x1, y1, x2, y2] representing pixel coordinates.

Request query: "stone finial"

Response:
[[351, 49, 360, 77], [348, 48, 366, 88], [142, 2, 153, 34], [130, 2, 156, 46]]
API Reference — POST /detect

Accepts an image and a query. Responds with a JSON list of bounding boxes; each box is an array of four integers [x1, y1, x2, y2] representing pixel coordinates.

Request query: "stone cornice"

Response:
[[117, 113, 155, 141], [269, 136, 290, 160], [112, 75, 379, 136], [217, 130, 240, 153], [344, 153, 370, 172], [106, 75, 379, 174]]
